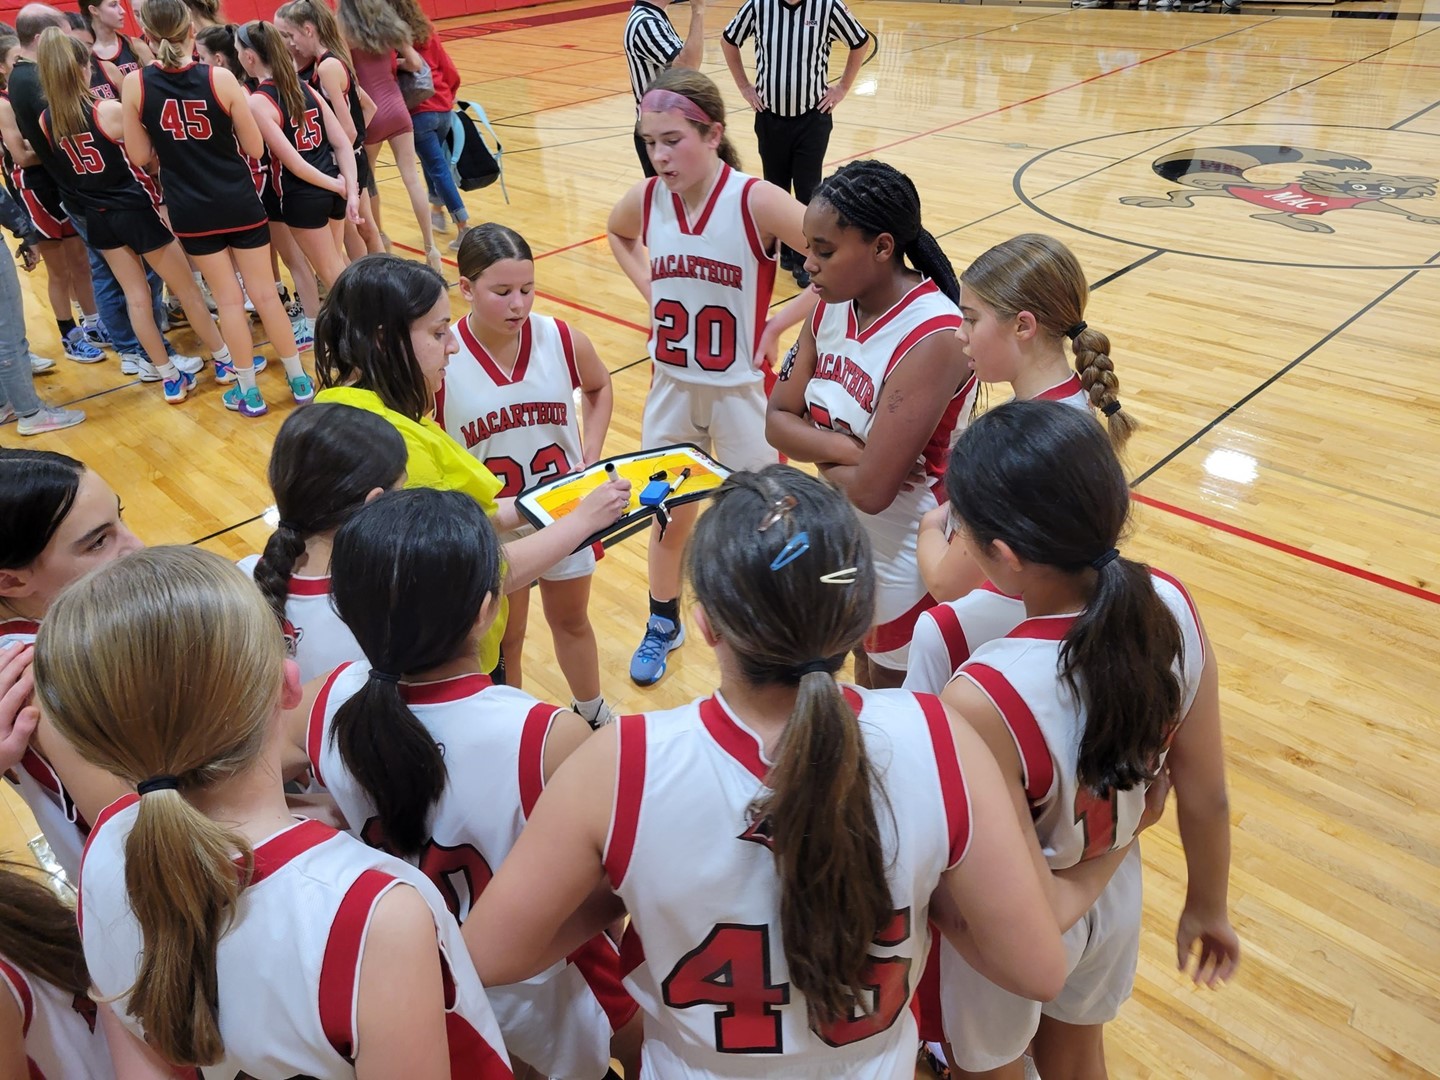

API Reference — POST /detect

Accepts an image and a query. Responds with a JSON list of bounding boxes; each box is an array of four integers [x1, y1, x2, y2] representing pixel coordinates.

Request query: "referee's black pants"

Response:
[[635, 129, 657, 178], [755, 108, 834, 267]]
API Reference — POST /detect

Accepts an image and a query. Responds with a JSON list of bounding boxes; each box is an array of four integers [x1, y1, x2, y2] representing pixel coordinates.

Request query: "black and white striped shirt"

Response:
[[722, 0, 869, 117], [624, 0, 685, 103]]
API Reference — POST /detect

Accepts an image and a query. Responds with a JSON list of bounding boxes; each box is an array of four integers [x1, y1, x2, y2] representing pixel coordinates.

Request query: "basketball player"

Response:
[[919, 233, 1136, 602], [124, 0, 310, 417], [766, 160, 969, 689], [608, 67, 810, 686], [242, 403, 406, 682], [237, 20, 356, 291], [463, 466, 1145, 1078], [33, 548, 515, 1077], [902, 581, 1026, 697], [934, 401, 1238, 1079], [81, 0, 152, 77], [443, 224, 617, 725], [286, 488, 640, 1080]]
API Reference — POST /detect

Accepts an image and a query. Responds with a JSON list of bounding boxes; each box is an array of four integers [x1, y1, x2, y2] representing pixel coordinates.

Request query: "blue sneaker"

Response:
[[222, 385, 268, 418], [63, 327, 105, 363], [630, 614, 684, 686], [288, 373, 315, 404], [162, 367, 196, 404]]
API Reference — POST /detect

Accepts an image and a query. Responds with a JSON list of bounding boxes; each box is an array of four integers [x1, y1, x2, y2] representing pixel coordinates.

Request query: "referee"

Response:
[[624, 0, 707, 177], [721, 0, 868, 285]]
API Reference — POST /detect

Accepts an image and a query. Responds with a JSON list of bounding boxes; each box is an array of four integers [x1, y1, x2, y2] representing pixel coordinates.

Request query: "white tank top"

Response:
[[642, 165, 777, 387], [80, 799, 513, 1079], [902, 584, 1028, 697], [1029, 372, 1090, 411], [237, 555, 364, 684], [606, 688, 972, 1079], [0, 953, 113, 1079], [435, 313, 587, 498], [958, 570, 1206, 869]]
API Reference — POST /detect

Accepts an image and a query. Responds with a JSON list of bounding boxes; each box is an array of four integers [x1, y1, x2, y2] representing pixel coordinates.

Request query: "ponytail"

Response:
[[240, 21, 305, 124], [906, 227, 959, 304], [140, 0, 196, 69], [252, 523, 305, 629], [328, 489, 504, 858], [35, 28, 91, 142], [687, 466, 891, 1023], [0, 862, 88, 999], [1069, 324, 1136, 450], [275, 0, 358, 82]]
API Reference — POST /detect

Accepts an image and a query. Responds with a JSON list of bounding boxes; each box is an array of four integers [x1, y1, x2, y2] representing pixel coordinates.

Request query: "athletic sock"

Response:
[[236, 365, 258, 393], [572, 696, 605, 725], [157, 359, 178, 379], [279, 354, 304, 379], [57, 317, 76, 337], [212, 345, 232, 365], [81, 312, 100, 327], [649, 595, 680, 624]]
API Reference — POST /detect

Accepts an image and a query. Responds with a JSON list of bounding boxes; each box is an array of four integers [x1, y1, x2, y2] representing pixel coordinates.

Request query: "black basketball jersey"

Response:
[[40, 104, 157, 213], [93, 34, 142, 76], [88, 58, 119, 101], [138, 63, 265, 236], [3, 61, 75, 201], [255, 79, 337, 202], [305, 52, 366, 150]]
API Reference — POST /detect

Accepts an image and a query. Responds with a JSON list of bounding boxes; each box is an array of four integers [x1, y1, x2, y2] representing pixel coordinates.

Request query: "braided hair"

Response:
[[811, 159, 959, 303]]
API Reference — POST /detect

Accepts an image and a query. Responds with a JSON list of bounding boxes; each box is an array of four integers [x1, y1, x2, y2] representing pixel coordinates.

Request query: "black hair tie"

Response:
[[1101, 400, 1123, 417], [368, 669, 401, 684], [276, 519, 301, 532], [792, 658, 835, 678], [137, 775, 179, 796], [1091, 548, 1120, 571], [1065, 321, 1088, 340]]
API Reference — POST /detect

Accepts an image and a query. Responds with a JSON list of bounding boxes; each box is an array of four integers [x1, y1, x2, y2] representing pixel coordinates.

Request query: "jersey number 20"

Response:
[[653, 299, 738, 372]]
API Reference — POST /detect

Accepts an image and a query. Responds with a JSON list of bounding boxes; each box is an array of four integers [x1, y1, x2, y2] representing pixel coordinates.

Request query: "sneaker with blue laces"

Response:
[[214, 356, 266, 385], [289, 373, 315, 404], [63, 327, 105, 363], [630, 614, 684, 686], [163, 368, 196, 404], [222, 385, 268, 417]]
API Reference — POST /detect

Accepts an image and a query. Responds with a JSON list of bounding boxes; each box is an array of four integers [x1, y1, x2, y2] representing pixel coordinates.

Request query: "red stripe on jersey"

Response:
[[923, 372, 976, 482], [918, 692, 971, 866], [18, 748, 62, 799], [673, 163, 730, 236], [17, 185, 66, 238], [978, 580, 1020, 599], [248, 819, 336, 884], [640, 176, 657, 247], [864, 592, 932, 655], [602, 715, 646, 888], [399, 672, 494, 705], [568, 933, 640, 1031], [739, 176, 768, 263], [456, 312, 531, 386], [517, 703, 555, 817], [882, 313, 963, 381], [444, 1011, 513, 1078], [810, 300, 825, 339], [0, 618, 40, 637], [962, 664, 1055, 803], [557, 319, 581, 390], [1149, 569, 1205, 663], [1034, 374, 1084, 402], [914, 933, 943, 1043], [927, 604, 972, 677], [752, 242, 777, 359], [618, 921, 645, 978], [1006, 614, 1076, 641], [699, 695, 768, 782], [79, 792, 141, 929], [308, 662, 355, 787], [0, 959, 33, 1036], [858, 279, 939, 345], [319, 868, 395, 1062], [286, 573, 330, 597]]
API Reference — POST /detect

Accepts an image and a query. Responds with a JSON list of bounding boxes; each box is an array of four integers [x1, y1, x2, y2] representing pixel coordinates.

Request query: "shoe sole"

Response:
[[64, 353, 106, 364]]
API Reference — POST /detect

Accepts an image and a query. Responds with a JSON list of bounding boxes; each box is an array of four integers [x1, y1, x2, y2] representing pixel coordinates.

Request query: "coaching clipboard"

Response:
[[517, 444, 732, 551]]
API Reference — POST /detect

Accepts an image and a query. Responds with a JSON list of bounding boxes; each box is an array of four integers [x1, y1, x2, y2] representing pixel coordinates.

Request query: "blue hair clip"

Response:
[[769, 531, 810, 571]]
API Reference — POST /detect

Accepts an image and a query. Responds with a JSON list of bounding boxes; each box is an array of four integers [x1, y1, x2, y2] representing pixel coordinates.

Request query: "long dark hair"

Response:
[[0, 861, 87, 998], [195, 24, 244, 78], [314, 254, 448, 422], [686, 465, 890, 1025], [328, 489, 504, 857], [811, 159, 959, 303], [253, 404, 407, 630], [946, 401, 1182, 792], [0, 449, 85, 571]]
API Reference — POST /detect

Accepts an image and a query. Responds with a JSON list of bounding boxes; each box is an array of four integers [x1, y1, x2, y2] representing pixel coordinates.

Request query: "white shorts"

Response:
[[501, 523, 596, 582], [641, 369, 779, 474], [856, 483, 936, 672], [940, 845, 1142, 1071], [487, 951, 634, 1079]]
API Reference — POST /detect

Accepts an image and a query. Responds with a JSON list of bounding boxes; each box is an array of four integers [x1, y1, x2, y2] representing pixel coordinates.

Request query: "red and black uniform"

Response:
[[1, 64, 76, 241], [254, 78, 343, 229], [301, 51, 370, 191], [138, 61, 269, 256], [92, 34, 144, 76], [88, 57, 119, 101]]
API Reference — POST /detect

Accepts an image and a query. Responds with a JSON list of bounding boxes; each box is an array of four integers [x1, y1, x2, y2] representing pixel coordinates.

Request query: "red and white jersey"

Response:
[[308, 663, 636, 1077], [237, 555, 364, 684], [435, 313, 586, 499], [1030, 372, 1090, 412], [80, 797, 513, 1079], [0, 953, 111, 1079], [607, 688, 972, 1079], [902, 583, 1028, 697], [805, 280, 972, 642], [641, 164, 777, 387], [0, 616, 38, 652], [958, 570, 1206, 869]]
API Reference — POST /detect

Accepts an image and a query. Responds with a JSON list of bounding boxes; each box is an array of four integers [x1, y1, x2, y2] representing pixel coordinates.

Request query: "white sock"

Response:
[[81, 312, 99, 327], [212, 345, 232, 365], [236, 365, 258, 393], [571, 696, 605, 725], [157, 360, 178, 379], [280, 355, 304, 379]]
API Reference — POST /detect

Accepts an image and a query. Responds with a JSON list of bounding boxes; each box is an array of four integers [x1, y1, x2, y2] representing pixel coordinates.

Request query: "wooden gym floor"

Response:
[[4, 1, 1439, 1075]]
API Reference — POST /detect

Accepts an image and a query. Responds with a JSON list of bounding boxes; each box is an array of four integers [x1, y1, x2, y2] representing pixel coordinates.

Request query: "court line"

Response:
[[1391, 98, 1440, 129], [903, 11, 1071, 54], [1089, 249, 1163, 290], [1131, 492, 1440, 606]]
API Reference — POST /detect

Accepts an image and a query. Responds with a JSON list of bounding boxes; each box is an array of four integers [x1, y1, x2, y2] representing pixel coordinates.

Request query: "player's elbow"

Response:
[[850, 483, 900, 517]]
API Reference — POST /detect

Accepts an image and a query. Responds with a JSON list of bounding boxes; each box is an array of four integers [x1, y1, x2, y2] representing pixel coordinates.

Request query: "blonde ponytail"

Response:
[[139, 0, 196, 69], [1070, 324, 1136, 450], [35, 28, 92, 142]]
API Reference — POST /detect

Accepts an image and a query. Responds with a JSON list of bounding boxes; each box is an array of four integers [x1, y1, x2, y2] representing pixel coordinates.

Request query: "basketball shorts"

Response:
[[855, 483, 938, 672], [179, 221, 271, 258], [641, 369, 779, 474], [262, 179, 283, 224], [282, 188, 345, 231], [83, 204, 173, 256], [500, 523, 596, 582], [356, 147, 373, 195], [939, 845, 1143, 1071], [17, 169, 75, 241]]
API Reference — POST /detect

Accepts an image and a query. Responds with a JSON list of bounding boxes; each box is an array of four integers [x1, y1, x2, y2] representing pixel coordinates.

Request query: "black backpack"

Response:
[[446, 100, 507, 200]]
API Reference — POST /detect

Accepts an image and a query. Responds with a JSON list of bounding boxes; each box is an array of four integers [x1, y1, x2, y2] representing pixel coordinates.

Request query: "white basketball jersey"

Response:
[[902, 584, 1028, 697], [642, 165, 777, 387], [237, 555, 364, 684], [80, 798, 513, 1079], [0, 954, 112, 1079], [309, 663, 635, 1077], [958, 570, 1206, 869], [805, 281, 973, 633], [606, 688, 972, 1079], [436, 314, 587, 499], [1031, 373, 1090, 411]]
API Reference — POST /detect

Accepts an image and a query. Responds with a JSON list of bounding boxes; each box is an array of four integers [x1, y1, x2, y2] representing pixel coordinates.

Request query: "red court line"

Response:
[[1131, 492, 1440, 606], [438, 0, 631, 40], [536, 233, 609, 260]]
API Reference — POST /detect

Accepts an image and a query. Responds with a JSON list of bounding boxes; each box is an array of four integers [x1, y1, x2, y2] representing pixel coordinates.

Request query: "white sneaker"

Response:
[[171, 352, 205, 376], [120, 354, 142, 376], [0, 402, 14, 424], [135, 358, 162, 383], [431, 208, 448, 232], [291, 316, 315, 351], [29, 353, 56, 374], [17, 406, 86, 435]]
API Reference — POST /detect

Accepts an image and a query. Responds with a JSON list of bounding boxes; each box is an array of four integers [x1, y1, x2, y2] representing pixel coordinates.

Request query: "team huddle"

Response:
[[0, 23, 1238, 1080]]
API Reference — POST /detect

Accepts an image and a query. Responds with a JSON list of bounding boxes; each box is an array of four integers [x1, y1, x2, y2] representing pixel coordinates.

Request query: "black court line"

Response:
[[1089, 249, 1163, 290], [1391, 98, 1440, 130], [1131, 248, 1440, 487], [191, 513, 268, 546]]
